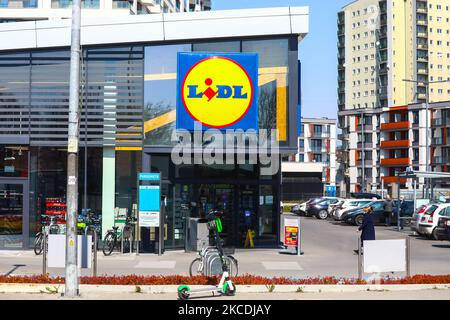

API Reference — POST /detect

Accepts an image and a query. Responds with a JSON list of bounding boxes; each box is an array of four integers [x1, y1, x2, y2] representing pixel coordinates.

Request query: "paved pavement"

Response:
[[1, 289, 450, 300], [0, 217, 449, 278]]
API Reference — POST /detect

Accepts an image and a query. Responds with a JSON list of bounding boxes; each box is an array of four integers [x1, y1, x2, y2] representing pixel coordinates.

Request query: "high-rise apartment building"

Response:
[[338, 0, 450, 193], [0, 0, 211, 23]]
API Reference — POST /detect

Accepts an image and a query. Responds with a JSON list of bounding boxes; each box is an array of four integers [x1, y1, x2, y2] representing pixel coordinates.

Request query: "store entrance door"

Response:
[[197, 184, 235, 247], [0, 180, 29, 249]]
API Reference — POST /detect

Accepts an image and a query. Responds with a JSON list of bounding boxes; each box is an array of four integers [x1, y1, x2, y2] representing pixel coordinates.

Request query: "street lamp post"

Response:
[[402, 78, 450, 199]]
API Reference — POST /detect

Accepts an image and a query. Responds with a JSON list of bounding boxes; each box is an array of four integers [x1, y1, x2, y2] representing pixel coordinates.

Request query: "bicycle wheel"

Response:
[[102, 232, 116, 256], [189, 258, 203, 276], [34, 232, 44, 255], [227, 256, 239, 277]]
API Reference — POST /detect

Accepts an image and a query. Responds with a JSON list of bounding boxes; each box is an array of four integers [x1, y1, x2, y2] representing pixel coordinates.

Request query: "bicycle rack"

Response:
[[120, 225, 134, 254]]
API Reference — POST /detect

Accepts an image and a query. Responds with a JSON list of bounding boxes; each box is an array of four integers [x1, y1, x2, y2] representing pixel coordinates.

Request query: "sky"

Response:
[[212, 0, 350, 120]]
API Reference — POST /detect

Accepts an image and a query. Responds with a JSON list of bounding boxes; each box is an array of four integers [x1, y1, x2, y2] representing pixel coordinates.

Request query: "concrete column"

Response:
[[102, 147, 116, 239]]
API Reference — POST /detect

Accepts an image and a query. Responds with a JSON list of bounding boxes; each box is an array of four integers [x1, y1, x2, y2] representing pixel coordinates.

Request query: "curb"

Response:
[[0, 283, 449, 294]]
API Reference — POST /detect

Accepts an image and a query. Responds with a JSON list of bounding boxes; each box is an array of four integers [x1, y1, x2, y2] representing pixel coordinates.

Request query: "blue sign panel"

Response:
[[176, 52, 258, 131], [139, 172, 161, 181], [139, 185, 160, 211], [325, 185, 337, 197]]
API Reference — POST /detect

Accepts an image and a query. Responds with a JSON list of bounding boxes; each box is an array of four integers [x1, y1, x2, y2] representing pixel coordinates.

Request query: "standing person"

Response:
[[399, 196, 407, 230], [354, 206, 376, 255], [384, 195, 393, 227]]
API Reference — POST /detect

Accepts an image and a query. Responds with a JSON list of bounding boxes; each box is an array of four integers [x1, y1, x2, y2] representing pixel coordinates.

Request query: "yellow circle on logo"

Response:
[[182, 57, 254, 128]]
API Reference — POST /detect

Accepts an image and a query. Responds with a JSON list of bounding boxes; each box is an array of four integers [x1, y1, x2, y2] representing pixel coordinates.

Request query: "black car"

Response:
[[350, 192, 382, 199], [436, 216, 450, 241], [306, 198, 341, 220], [340, 200, 414, 226]]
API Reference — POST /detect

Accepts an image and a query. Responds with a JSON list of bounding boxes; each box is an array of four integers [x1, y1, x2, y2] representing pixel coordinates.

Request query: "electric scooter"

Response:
[[177, 210, 236, 300]]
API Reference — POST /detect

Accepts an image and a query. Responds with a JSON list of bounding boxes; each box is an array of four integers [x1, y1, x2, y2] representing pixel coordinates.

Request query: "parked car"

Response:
[[333, 199, 373, 221], [435, 216, 450, 241], [341, 200, 414, 226], [328, 199, 345, 215], [291, 202, 307, 215], [306, 198, 342, 220], [411, 204, 429, 234], [350, 192, 381, 200], [418, 203, 450, 240], [297, 197, 332, 216]]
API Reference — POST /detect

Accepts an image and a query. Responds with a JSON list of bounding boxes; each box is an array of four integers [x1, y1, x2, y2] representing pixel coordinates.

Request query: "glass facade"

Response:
[[0, 36, 297, 250], [144, 38, 293, 147]]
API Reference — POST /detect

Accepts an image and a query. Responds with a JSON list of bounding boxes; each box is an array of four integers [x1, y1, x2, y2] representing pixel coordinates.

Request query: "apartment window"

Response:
[[313, 125, 322, 136], [299, 154, 304, 162], [413, 149, 419, 161], [412, 111, 419, 124], [313, 154, 322, 163], [413, 130, 419, 142]]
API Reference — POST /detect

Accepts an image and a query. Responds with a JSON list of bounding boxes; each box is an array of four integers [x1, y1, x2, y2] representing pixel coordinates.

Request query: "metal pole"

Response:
[[136, 173, 140, 256], [406, 236, 411, 277], [65, 0, 82, 298], [381, 179, 384, 199], [413, 179, 417, 214], [425, 83, 430, 199], [361, 112, 365, 192], [357, 237, 362, 281], [93, 232, 97, 277], [297, 216, 301, 256], [397, 181, 401, 232], [42, 234, 47, 275]]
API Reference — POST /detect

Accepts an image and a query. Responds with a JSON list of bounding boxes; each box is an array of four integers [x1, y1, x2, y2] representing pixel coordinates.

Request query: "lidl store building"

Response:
[[0, 7, 309, 250]]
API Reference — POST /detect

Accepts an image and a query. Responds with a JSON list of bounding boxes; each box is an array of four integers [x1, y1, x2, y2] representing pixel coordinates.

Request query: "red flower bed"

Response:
[[0, 274, 449, 285]]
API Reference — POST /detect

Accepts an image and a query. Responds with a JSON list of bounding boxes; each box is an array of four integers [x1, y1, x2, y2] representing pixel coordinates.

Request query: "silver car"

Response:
[[333, 199, 373, 221]]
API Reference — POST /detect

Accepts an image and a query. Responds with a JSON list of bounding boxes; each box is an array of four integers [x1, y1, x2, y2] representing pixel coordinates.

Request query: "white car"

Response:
[[333, 199, 373, 221], [411, 204, 430, 234], [418, 203, 450, 240]]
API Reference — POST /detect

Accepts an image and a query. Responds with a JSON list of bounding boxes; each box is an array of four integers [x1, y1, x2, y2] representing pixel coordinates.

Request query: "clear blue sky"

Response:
[[212, 0, 350, 120]]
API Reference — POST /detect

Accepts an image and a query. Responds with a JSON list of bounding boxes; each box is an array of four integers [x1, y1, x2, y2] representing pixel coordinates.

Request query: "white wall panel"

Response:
[[0, 7, 309, 51], [163, 15, 292, 41]]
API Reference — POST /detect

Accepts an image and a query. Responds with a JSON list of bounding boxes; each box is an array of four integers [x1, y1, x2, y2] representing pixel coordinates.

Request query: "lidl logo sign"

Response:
[[177, 53, 258, 130]]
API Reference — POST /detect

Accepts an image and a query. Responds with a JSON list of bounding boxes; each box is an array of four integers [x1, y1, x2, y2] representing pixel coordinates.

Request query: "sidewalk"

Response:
[[1, 289, 450, 300], [0, 218, 449, 278]]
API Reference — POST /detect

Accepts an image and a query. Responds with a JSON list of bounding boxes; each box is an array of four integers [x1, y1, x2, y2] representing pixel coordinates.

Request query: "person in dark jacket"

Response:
[[354, 206, 376, 255], [384, 195, 393, 227]]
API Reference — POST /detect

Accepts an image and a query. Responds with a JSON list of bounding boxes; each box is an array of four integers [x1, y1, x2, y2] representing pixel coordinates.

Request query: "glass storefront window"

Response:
[[29, 147, 68, 243], [115, 151, 141, 218], [0, 146, 28, 178], [144, 44, 191, 146], [242, 39, 290, 145], [192, 41, 240, 52]]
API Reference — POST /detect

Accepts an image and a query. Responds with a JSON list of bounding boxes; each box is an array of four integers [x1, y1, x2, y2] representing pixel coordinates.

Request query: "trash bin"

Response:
[[187, 218, 209, 252]]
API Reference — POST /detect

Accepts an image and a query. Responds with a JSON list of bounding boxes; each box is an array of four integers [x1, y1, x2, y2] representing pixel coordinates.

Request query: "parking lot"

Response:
[[0, 216, 449, 279]]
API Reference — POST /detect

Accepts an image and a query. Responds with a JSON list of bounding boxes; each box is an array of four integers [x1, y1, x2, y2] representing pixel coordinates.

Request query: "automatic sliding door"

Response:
[[0, 183, 24, 249]]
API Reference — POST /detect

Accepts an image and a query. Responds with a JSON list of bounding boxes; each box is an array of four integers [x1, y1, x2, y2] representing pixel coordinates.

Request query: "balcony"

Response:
[[357, 142, 373, 149], [417, 19, 427, 26], [434, 156, 450, 164], [417, 32, 428, 39], [356, 123, 373, 132], [357, 159, 374, 167], [310, 146, 327, 153], [380, 121, 410, 131], [382, 176, 407, 184], [338, 133, 349, 141], [380, 158, 410, 167], [0, 0, 38, 7], [432, 118, 450, 127], [432, 137, 443, 145], [380, 140, 410, 149]]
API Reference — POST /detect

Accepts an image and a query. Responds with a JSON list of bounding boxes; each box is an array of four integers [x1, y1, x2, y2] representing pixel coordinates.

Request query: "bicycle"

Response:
[[188, 214, 239, 277], [33, 214, 64, 255], [102, 215, 136, 256]]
